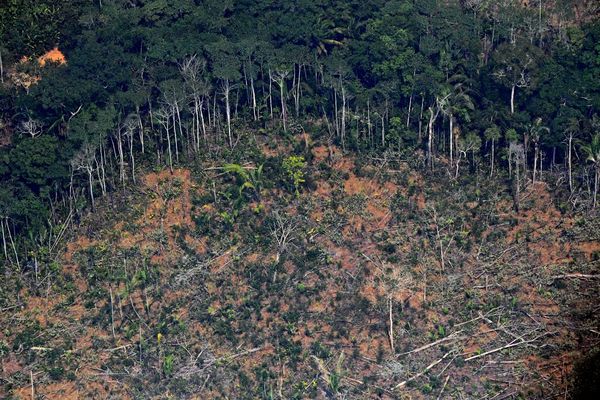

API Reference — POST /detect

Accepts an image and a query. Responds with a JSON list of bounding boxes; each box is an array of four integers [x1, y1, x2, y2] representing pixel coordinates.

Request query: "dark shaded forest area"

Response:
[[0, 0, 599, 399], [0, 0, 599, 247]]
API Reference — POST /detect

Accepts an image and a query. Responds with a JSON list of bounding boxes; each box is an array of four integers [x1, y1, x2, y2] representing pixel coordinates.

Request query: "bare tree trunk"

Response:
[[280, 79, 287, 132], [94, 152, 106, 195], [223, 79, 233, 147], [427, 106, 437, 169], [30, 370, 35, 400], [136, 107, 145, 154], [455, 151, 463, 178], [193, 96, 200, 152], [191, 104, 199, 152], [175, 102, 185, 157], [200, 98, 207, 143], [508, 145, 512, 178], [88, 168, 95, 209], [0, 49, 3, 84], [418, 96, 425, 142], [268, 69, 273, 120], [341, 84, 346, 150], [6, 219, 20, 269], [128, 129, 136, 183], [165, 117, 173, 172], [295, 65, 302, 116], [510, 85, 516, 114], [251, 77, 257, 121], [490, 139, 495, 177], [109, 287, 116, 339], [148, 97, 155, 132], [117, 127, 125, 184], [213, 93, 217, 130], [388, 297, 395, 352], [1, 219, 8, 261], [101, 145, 108, 193], [367, 100, 372, 147], [539, 149, 543, 181], [594, 167, 598, 208], [533, 144, 539, 183], [449, 114, 454, 166], [381, 115, 385, 147], [234, 87, 239, 119], [333, 87, 339, 137], [515, 155, 521, 211], [169, 107, 179, 163], [568, 133, 573, 193], [406, 92, 413, 128], [207, 94, 212, 128]]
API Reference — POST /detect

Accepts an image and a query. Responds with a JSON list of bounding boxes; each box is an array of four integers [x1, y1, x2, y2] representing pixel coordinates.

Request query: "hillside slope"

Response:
[[1, 137, 599, 399]]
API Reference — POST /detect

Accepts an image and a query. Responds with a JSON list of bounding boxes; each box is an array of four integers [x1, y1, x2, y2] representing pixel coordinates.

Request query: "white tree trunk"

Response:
[[341, 84, 346, 150], [88, 168, 95, 209], [0, 49, 3, 84], [200, 98, 207, 143], [117, 128, 125, 184], [137, 110, 145, 154], [594, 167, 598, 208], [251, 77, 257, 121], [406, 93, 413, 128], [427, 106, 437, 169], [268, 69, 273, 119], [490, 139, 495, 177], [568, 134, 573, 193], [279, 78, 287, 132], [224, 79, 232, 147], [510, 85, 516, 114], [533, 146, 538, 183], [449, 114, 454, 165]]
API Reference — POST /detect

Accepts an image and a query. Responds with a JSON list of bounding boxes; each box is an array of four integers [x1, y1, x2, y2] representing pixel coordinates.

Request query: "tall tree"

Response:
[[581, 133, 600, 208], [207, 39, 242, 147], [492, 41, 542, 114], [484, 125, 501, 176]]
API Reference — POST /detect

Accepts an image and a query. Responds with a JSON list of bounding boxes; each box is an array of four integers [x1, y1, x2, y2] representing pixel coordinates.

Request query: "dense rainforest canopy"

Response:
[[0, 0, 599, 255]]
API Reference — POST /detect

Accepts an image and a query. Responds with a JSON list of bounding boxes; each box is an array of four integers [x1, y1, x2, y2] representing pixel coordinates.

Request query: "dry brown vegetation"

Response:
[[1, 137, 598, 399]]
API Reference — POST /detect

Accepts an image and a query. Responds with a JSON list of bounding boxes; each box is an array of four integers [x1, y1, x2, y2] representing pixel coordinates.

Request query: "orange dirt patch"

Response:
[[13, 381, 78, 400], [575, 241, 600, 261], [37, 47, 67, 66], [312, 145, 330, 164], [118, 168, 198, 261], [359, 282, 381, 304], [334, 157, 355, 173], [64, 236, 97, 263], [342, 172, 396, 231], [23, 296, 61, 328]]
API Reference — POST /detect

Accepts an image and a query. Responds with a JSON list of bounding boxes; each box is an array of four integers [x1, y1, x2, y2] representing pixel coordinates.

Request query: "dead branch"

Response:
[[344, 376, 395, 395], [464, 331, 556, 362], [393, 350, 455, 390], [396, 331, 464, 357], [30, 347, 53, 352], [453, 307, 502, 328], [548, 274, 600, 282], [436, 375, 450, 400], [203, 346, 263, 369]]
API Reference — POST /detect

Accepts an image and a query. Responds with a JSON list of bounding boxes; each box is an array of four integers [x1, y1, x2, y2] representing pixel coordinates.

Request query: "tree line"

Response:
[[1, 0, 599, 261]]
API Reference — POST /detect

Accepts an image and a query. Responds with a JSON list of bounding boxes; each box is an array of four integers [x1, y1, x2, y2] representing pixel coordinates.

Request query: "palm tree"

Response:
[[439, 75, 475, 166], [580, 133, 600, 208], [564, 117, 581, 193], [484, 125, 501, 176], [526, 118, 550, 183], [455, 131, 481, 178]]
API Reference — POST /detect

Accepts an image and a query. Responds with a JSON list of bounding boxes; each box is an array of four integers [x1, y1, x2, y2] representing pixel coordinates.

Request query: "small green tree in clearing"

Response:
[[282, 155, 306, 197]]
